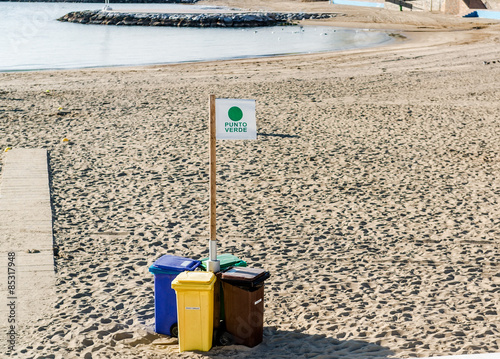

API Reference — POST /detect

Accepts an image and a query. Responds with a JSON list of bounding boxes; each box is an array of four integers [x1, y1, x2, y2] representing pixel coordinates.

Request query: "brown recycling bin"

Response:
[[221, 267, 270, 347]]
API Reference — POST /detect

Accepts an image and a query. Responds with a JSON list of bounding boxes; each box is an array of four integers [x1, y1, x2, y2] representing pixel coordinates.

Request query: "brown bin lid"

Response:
[[221, 267, 266, 282]]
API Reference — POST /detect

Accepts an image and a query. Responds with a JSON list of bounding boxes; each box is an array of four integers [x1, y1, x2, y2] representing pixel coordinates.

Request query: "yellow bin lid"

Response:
[[171, 271, 216, 291]]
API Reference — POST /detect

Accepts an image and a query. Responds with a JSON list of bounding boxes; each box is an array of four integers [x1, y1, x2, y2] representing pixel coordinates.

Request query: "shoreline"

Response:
[[2, 2, 399, 73], [4, 0, 496, 73], [0, 24, 396, 73]]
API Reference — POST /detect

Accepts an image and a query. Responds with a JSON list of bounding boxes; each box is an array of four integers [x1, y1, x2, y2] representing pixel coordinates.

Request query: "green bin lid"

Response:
[[199, 253, 247, 271]]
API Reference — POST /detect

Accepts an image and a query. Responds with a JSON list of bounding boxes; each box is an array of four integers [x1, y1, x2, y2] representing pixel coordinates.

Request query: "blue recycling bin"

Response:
[[149, 255, 201, 337]]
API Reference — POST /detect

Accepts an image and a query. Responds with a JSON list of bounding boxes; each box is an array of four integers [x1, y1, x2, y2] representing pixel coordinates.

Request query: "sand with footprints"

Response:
[[1, 1, 500, 357]]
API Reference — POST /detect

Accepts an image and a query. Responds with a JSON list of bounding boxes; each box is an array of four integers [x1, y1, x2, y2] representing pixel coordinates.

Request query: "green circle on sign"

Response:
[[228, 106, 243, 122]]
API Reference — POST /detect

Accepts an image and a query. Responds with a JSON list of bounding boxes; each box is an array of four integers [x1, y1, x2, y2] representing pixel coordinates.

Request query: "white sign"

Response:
[[215, 98, 256, 140]]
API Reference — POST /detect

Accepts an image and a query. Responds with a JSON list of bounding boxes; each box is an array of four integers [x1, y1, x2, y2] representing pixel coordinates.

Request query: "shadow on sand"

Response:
[[203, 327, 395, 358], [137, 279, 394, 358], [258, 133, 300, 139]]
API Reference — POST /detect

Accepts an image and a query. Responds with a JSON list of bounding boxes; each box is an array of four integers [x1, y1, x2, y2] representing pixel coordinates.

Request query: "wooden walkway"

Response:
[[0, 149, 55, 354]]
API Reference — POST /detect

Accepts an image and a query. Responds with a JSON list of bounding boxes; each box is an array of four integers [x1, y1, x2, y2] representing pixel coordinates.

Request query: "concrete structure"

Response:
[[330, 0, 385, 8], [445, 0, 486, 14], [332, 0, 488, 14], [383, 0, 483, 12], [423, 0, 447, 11]]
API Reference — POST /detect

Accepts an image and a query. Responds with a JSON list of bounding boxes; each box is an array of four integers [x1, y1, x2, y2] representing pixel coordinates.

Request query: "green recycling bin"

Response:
[[199, 253, 247, 271], [198, 254, 247, 338]]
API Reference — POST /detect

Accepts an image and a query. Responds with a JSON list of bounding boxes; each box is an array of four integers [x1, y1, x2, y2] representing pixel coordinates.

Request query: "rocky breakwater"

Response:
[[58, 10, 338, 27]]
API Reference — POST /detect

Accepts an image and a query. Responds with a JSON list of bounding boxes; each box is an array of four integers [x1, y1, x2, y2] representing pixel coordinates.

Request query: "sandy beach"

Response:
[[2, 1, 500, 357]]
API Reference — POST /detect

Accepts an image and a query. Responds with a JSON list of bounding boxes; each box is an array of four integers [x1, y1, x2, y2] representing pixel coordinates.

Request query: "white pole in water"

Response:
[[103, 0, 111, 11], [207, 95, 220, 273]]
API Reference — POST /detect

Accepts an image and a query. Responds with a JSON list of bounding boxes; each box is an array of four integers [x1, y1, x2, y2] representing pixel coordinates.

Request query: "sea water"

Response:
[[0, 2, 392, 72]]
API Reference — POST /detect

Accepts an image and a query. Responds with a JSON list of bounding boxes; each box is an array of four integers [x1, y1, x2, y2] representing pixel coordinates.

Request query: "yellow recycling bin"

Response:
[[171, 271, 216, 352]]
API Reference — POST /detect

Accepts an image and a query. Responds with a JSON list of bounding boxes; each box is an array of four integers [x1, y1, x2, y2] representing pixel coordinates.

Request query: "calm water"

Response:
[[0, 3, 392, 71]]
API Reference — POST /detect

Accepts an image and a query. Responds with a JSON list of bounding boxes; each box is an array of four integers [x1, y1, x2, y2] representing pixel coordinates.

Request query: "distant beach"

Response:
[[2, 0, 500, 358]]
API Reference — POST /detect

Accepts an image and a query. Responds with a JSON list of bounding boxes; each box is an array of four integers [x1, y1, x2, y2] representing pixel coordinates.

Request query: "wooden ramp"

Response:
[[0, 149, 55, 354]]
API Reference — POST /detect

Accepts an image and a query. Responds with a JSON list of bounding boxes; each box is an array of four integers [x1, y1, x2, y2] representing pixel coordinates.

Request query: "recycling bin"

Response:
[[172, 271, 216, 352], [199, 253, 247, 330], [148, 255, 200, 337], [220, 267, 270, 347], [199, 253, 247, 271]]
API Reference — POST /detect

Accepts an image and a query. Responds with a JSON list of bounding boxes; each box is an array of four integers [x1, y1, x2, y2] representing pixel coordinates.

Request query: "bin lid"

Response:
[[171, 271, 216, 290], [149, 255, 200, 275], [199, 253, 247, 270], [221, 267, 267, 282]]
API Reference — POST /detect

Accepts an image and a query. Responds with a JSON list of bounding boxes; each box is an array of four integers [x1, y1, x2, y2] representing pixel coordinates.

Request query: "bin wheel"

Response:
[[170, 323, 179, 338], [219, 332, 234, 346]]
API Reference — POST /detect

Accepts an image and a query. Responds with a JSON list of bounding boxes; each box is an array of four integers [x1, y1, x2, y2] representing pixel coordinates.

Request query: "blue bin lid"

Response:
[[149, 255, 200, 275]]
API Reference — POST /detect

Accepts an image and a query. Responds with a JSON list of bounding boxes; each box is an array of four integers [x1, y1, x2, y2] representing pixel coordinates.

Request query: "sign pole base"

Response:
[[206, 260, 220, 272], [207, 240, 220, 272]]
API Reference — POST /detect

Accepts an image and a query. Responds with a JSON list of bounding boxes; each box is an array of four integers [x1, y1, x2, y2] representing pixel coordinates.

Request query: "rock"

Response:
[[58, 10, 336, 28]]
